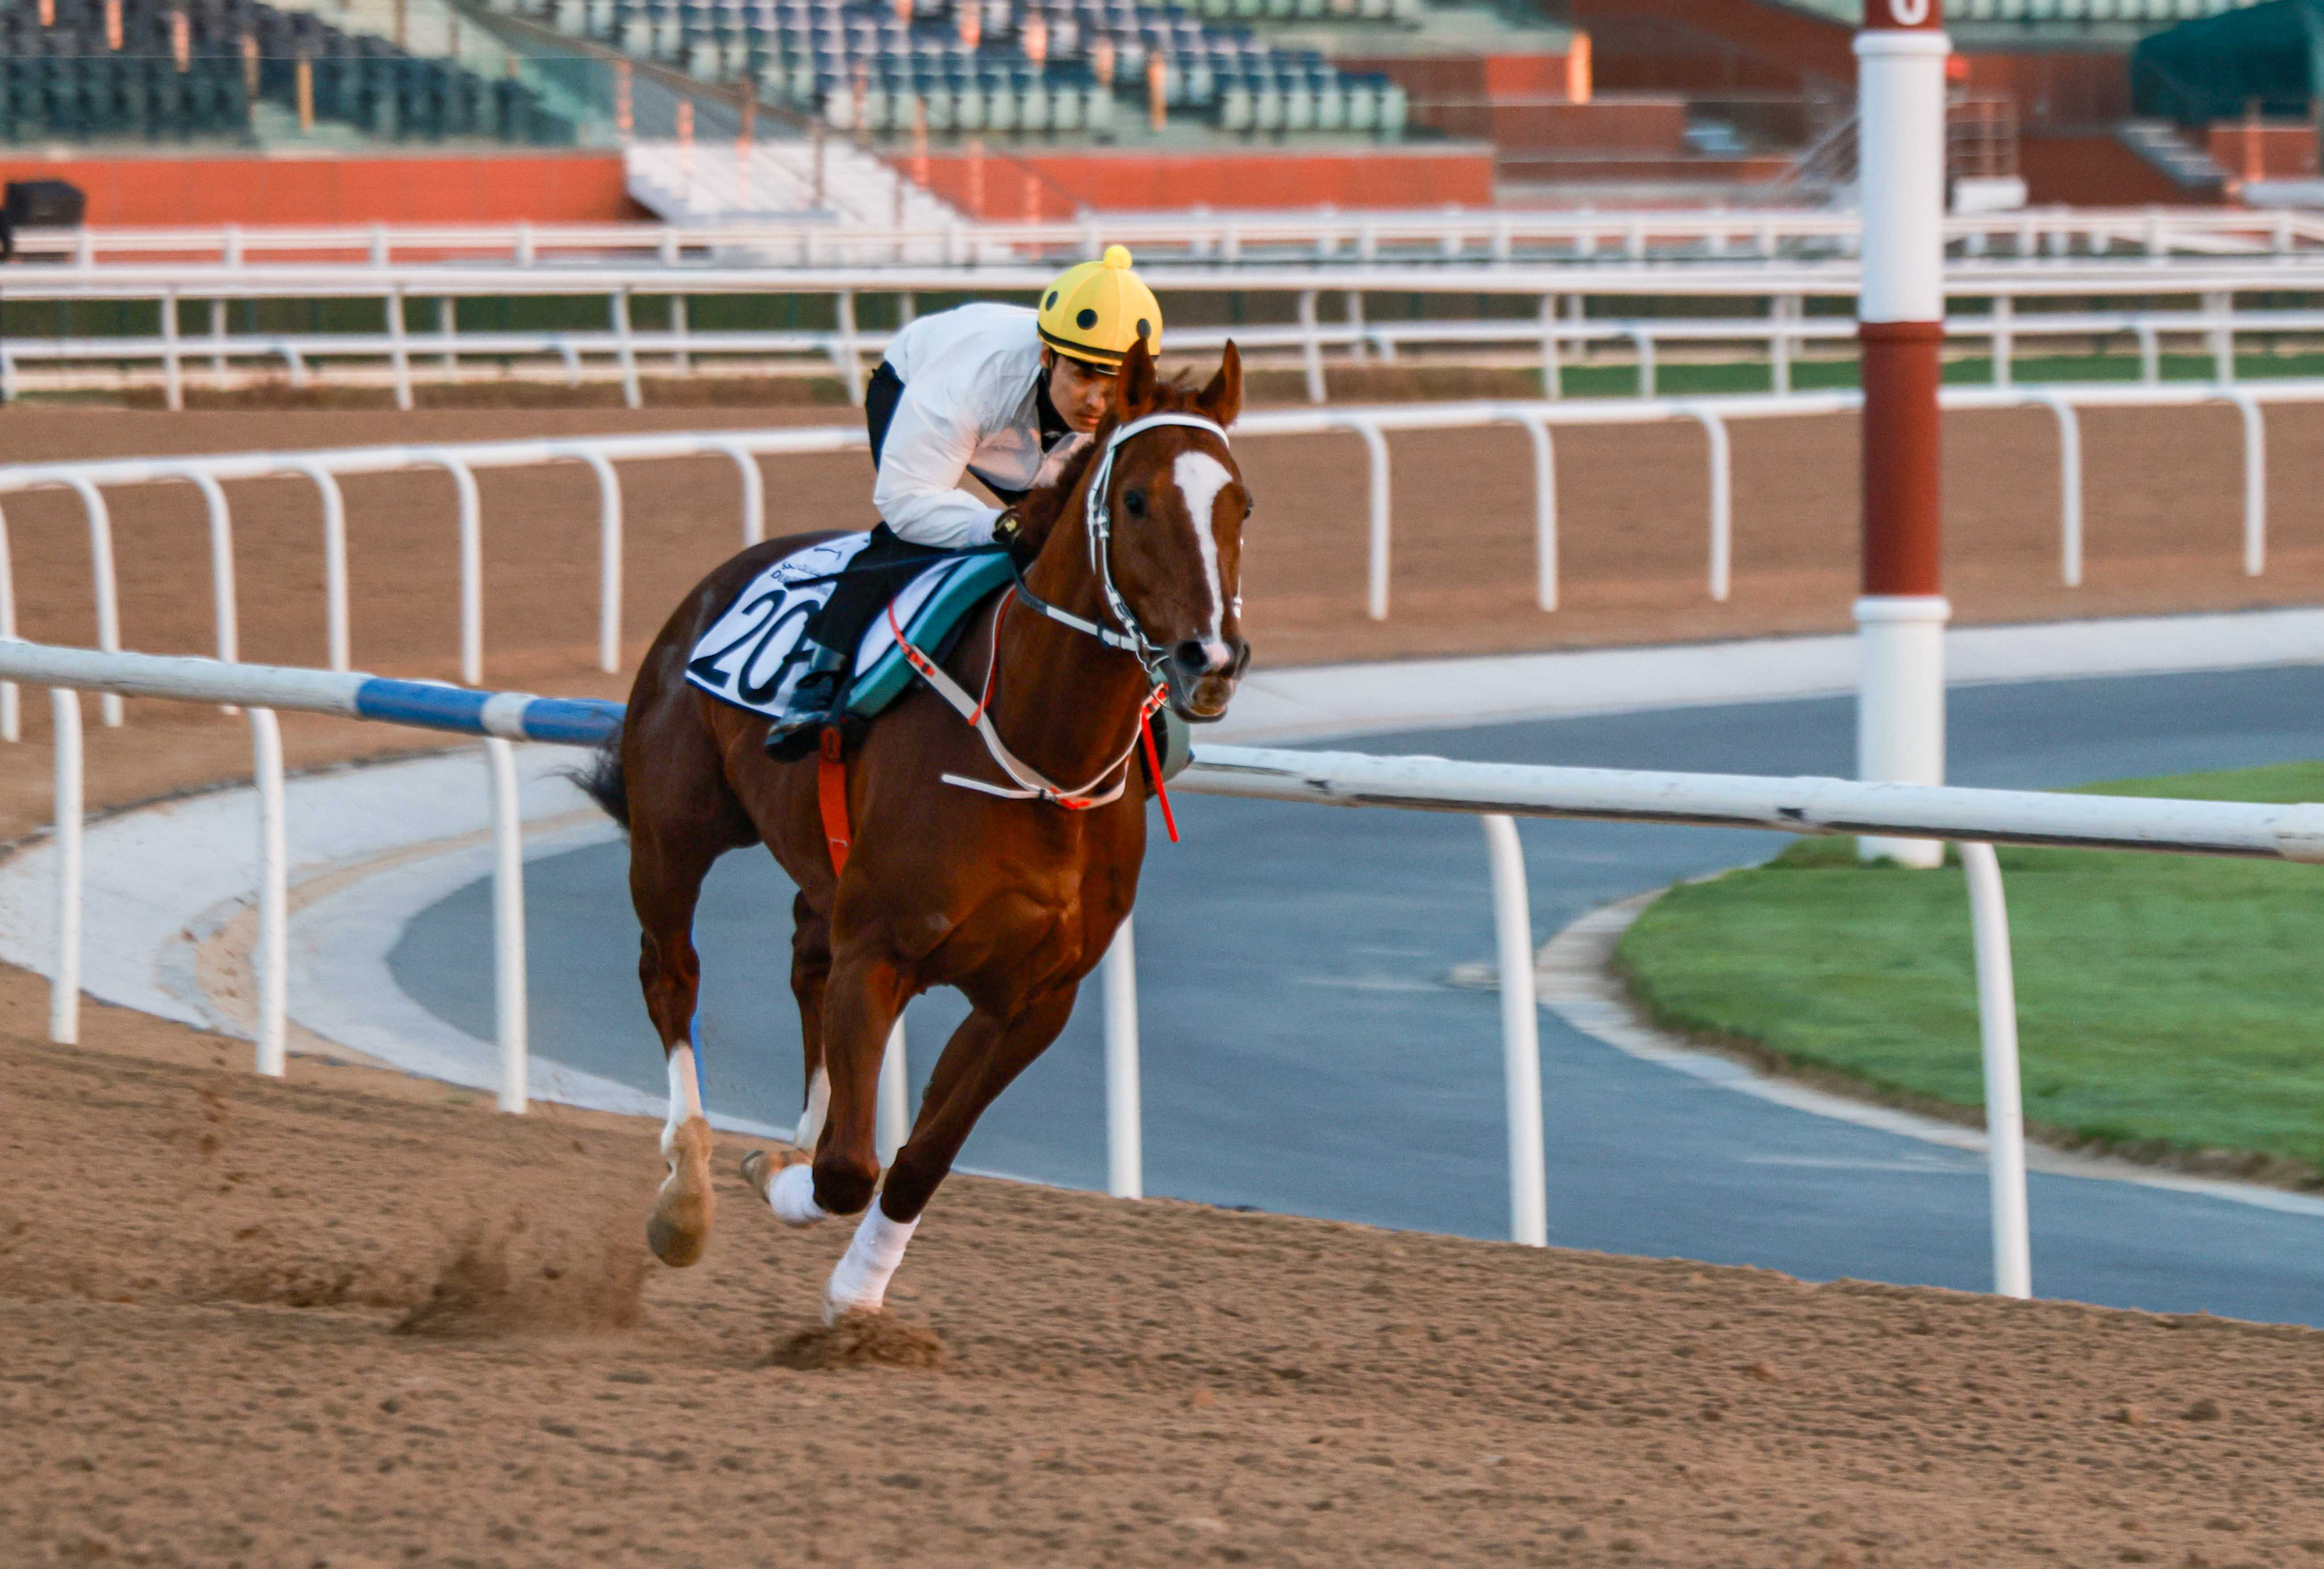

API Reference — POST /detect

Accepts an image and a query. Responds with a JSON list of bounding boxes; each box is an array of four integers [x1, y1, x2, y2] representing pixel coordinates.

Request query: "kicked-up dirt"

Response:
[[4, 999, 2324, 1567]]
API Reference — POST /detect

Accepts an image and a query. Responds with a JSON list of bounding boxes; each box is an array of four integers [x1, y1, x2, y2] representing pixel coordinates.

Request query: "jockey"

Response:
[[766, 244, 1164, 758]]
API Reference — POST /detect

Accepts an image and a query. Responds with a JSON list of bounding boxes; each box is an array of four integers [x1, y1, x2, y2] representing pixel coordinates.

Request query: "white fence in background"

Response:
[[12, 640, 2324, 1291], [11, 205, 2324, 270], [0, 377, 2307, 720], [16, 262, 2324, 410]]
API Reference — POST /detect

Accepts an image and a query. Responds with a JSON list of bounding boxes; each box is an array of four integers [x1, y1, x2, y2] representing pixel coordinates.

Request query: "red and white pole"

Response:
[[1855, 0, 1951, 868]]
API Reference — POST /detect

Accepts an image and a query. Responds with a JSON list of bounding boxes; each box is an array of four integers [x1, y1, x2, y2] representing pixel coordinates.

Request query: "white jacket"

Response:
[[874, 302, 1058, 549]]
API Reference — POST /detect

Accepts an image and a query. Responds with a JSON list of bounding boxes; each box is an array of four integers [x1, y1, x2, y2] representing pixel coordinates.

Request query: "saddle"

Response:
[[684, 535, 1019, 738]]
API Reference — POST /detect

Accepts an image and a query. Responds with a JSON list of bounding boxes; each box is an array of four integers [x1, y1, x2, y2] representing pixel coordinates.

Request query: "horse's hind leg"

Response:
[[634, 823, 728, 1268]]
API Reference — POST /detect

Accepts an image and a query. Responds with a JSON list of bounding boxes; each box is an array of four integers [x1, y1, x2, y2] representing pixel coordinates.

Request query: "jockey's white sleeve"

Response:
[[870, 379, 1008, 549], [873, 303, 1048, 549]]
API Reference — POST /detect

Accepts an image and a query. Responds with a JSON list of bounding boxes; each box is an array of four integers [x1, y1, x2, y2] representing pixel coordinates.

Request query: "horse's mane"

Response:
[[1011, 372, 1209, 554]]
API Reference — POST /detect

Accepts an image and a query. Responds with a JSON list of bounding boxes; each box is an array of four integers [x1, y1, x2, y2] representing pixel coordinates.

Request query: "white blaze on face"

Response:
[[1171, 449, 1236, 668]]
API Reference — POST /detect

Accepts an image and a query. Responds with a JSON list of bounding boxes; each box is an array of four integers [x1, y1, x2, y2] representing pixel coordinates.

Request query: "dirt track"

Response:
[[7, 1004, 2324, 1567], [6, 398, 2324, 1563]]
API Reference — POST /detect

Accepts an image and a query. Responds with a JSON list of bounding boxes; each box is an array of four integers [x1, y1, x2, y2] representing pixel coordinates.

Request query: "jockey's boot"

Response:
[[764, 641, 851, 762]]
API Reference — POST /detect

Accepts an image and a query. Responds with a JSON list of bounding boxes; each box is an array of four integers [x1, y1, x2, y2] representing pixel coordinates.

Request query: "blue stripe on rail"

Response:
[[518, 697, 624, 745], [353, 678, 624, 745]]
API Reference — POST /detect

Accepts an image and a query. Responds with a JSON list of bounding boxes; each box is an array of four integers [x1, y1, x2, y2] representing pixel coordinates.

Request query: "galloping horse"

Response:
[[577, 340, 1251, 1318]]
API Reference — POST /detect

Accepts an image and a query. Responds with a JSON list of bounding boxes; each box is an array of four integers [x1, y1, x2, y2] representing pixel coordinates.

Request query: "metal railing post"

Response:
[[288, 461, 350, 672], [877, 1014, 908, 1166], [835, 289, 863, 406], [1537, 294, 1560, 398], [49, 687, 81, 1046], [1482, 814, 1546, 1248], [185, 472, 238, 668], [1514, 411, 1557, 611], [1297, 289, 1325, 404], [2224, 388, 2266, 576], [719, 442, 766, 545], [433, 457, 485, 685], [387, 287, 412, 411], [66, 479, 123, 726], [1992, 294, 2013, 388], [2035, 393, 2084, 587], [1680, 407, 1733, 602], [1103, 917, 1142, 1200], [2136, 320, 2160, 385], [612, 288, 641, 409], [250, 706, 286, 1077], [580, 451, 624, 673], [1959, 840, 2032, 1299], [161, 289, 182, 411], [2208, 289, 2234, 383], [1336, 415, 1392, 620], [485, 736, 528, 1114]]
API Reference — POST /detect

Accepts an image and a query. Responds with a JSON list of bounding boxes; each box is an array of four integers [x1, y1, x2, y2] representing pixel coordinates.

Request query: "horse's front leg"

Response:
[[818, 985, 1079, 1320]]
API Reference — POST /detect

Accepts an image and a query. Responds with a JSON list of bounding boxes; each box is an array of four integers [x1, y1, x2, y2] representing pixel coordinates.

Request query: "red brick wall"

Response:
[[2019, 133, 2222, 207], [915, 148, 1496, 216], [2206, 123, 2318, 182], [0, 154, 647, 225], [1407, 97, 1686, 152], [1957, 52, 2129, 131]]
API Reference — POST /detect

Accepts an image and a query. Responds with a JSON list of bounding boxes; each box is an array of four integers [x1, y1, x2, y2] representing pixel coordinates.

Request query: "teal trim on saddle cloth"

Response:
[[844, 550, 1019, 720]]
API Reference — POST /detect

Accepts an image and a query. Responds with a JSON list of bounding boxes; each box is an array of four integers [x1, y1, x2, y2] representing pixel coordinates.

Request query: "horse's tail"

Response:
[[570, 721, 630, 832]]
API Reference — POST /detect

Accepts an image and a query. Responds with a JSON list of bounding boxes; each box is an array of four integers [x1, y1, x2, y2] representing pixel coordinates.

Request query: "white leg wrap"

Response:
[[824, 1205, 918, 1320], [768, 1161, 829, 1228], [662, 1046, 704, 1156], [793, 1065, 830, 1154]]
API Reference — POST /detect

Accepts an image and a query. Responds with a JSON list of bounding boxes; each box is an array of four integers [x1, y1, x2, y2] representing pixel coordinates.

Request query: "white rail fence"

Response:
[[24, 266, 2324, 411], [12, 205, 2324, 269], [0, 377, 2309, 724], [11, 639, 2324, 1293]]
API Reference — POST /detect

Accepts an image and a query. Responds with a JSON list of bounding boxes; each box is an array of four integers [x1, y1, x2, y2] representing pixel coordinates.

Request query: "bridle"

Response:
[[883, 411, 1234, 818], [1007, 411, 1232, 683]]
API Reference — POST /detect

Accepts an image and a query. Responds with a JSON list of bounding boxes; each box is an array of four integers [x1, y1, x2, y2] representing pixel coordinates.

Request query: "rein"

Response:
[[870, 411, 1230, 826]]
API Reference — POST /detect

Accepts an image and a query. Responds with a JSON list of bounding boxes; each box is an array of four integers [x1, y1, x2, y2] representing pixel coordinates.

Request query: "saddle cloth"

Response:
[[683, 534, 1016, 725]]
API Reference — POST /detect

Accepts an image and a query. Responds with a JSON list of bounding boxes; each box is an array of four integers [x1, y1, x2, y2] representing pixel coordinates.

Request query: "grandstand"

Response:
[[0, 0, 574, 144]]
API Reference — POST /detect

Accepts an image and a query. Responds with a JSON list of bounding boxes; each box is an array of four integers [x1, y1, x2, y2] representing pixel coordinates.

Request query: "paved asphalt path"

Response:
[[393, 665, 2324, 1324]]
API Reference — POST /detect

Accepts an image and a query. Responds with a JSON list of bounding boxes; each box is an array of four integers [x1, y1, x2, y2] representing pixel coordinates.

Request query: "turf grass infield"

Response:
[[1616, 761, 2324, 1184]]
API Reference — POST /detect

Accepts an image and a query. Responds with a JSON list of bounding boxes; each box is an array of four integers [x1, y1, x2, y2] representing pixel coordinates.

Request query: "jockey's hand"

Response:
[[993, 509, 1038, 569]]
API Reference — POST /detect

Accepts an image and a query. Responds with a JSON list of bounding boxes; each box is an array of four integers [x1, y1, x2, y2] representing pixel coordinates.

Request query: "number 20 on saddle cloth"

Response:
[[682, 535, 1193, 868]]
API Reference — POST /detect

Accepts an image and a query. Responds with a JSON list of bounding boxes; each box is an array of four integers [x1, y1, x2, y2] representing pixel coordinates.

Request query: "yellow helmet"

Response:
[[1036, 245, 1162, 370]]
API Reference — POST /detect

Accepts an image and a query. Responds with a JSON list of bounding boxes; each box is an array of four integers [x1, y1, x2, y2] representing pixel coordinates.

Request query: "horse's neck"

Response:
[[982, 505, 1152, 787]]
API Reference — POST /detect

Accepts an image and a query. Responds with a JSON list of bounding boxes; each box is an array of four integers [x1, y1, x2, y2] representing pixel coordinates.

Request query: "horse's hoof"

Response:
[[647, 1116, 717, 1268]]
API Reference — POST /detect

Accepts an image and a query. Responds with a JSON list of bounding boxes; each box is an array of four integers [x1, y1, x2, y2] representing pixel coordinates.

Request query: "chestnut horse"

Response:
[[576, 340, 1251, 1319]]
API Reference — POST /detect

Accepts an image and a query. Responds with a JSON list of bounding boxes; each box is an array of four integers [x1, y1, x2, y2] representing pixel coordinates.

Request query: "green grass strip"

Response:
[[1614, 761, 2324, 1176]]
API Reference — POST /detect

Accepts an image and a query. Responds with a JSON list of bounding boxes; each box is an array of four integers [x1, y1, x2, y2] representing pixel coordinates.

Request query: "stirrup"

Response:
[[764, 650, 850, 762]]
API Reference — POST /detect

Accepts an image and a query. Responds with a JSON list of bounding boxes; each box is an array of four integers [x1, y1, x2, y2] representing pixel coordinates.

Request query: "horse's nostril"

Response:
[[1174, 639, 1214, 673]]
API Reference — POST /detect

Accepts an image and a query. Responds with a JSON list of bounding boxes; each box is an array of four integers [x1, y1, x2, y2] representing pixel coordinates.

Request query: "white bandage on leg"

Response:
[[824, 1204, 919, 1320], [663, 1045, 705, 1155], [792, 1065, 830, 1154], [768, 1161, 829, 1228]]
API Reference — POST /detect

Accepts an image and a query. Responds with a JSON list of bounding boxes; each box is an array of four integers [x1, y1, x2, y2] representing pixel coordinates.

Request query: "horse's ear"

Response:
[[1115, 336, 1159, 420], [1197, 340, 1242, 428]]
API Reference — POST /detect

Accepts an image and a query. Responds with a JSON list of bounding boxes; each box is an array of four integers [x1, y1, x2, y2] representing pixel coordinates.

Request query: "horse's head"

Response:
[[1081, 339, 1252, 722]]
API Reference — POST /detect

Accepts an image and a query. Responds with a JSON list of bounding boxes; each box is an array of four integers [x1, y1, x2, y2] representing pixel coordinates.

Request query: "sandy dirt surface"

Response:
[[7, 998, 2324, 1568], [1, 398, 2320, 836]]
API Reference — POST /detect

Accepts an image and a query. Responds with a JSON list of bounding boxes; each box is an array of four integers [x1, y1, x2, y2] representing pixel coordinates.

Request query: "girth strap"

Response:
[[817, 726, 852, 875]]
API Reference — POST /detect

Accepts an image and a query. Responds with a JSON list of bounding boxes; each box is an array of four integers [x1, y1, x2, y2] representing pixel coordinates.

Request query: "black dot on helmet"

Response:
[[1045, 291, 1057, 309], [1136, 318, 1152, 340], [1077, 308, 1099, 330]]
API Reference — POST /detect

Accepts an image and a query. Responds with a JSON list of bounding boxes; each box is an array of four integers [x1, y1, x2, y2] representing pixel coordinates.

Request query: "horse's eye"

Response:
[[1123, 488, 1147, 518]]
